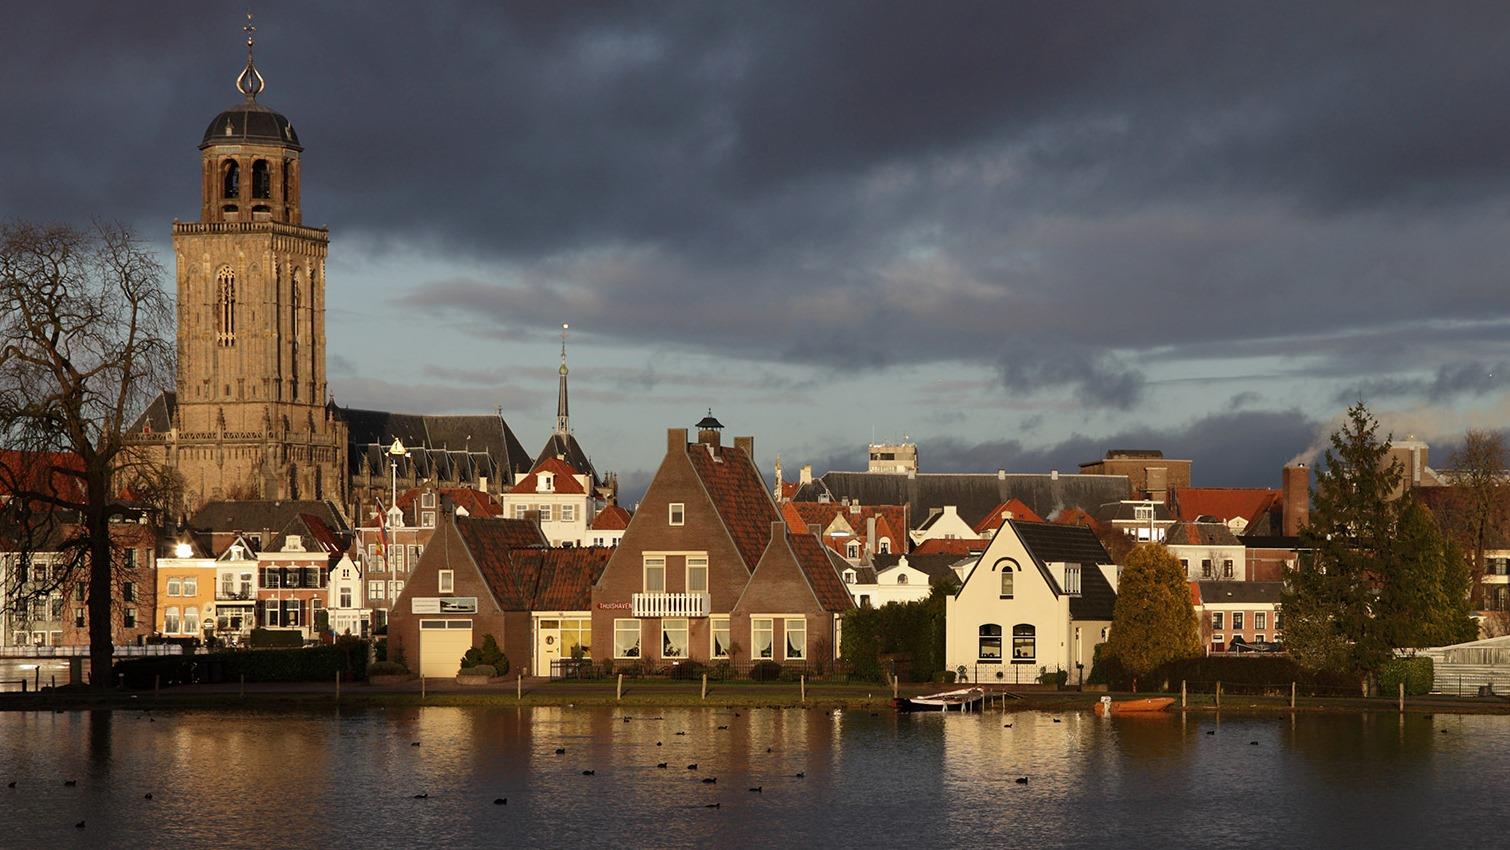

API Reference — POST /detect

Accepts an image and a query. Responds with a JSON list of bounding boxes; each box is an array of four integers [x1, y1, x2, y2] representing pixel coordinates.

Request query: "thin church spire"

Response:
[[555, 323, 570, 436]]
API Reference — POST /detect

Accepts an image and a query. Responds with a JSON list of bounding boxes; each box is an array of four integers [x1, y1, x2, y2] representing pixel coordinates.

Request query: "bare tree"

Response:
[[0, 220, 175, 685], [1445, 429, 1510, 609]]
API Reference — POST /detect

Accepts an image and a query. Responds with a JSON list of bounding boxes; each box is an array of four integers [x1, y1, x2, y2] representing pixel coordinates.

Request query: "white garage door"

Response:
[[419, 619, 474, 678]]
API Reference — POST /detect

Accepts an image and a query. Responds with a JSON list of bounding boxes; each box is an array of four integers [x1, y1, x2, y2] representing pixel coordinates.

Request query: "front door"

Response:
[[537, 619, 561, 677]]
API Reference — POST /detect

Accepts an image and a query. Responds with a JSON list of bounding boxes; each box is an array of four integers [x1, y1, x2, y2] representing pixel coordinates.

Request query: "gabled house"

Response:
[[212, 535, 259, 643], [945, 520, 1117, 686], [728, 522, 854, 667], [779, 500, 907, 564], [387, 510, 552, 678], [502, 456, 596, 546], [254, 513, 349, 639], [588, 503, 631, 547], [910, 505, 979, 546], [974, 499, 1044, 537], [590, 420, 782, 667]]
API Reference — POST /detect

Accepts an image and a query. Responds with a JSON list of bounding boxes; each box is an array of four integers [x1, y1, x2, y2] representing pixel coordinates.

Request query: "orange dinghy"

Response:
[[1094, 696, 1175, 716]]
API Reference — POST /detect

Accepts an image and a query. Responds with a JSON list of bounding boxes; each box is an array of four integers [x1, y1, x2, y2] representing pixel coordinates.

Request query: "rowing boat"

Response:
[[893, 687, 987, 713], [1093, 696, 1175, 716]]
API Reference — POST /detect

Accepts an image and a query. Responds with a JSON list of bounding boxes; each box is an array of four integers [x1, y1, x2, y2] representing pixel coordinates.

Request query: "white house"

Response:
[[502, 456, 597, 546], [213, 536, 259, 643], [326, 554, 368, 637], [1165, 521, 1246, 581], [910, 505, 980, 547], [945, 520, 1117, 686]]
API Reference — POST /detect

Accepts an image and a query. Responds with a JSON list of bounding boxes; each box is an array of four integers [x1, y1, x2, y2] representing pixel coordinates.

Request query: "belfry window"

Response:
[[252, 160, 271, 199], [290, 271, 300, 400], [222, 160, 240, 199], [216, 267, 236, 347]]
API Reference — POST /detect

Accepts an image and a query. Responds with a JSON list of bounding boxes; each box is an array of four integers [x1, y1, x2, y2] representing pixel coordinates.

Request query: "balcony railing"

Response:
[[631, 592, 711, 618]]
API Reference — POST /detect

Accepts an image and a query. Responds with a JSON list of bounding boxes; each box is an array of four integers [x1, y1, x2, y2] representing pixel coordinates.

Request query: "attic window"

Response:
[[846, 541, 859, 559], [669, 503, 685, 527], [421, 492, 436, 509], [878, 538, 891, 554]]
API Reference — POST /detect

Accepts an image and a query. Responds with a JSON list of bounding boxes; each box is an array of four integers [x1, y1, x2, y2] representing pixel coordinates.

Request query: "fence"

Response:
[[0, 644, 184, 658], [955, 664, 1068, 687], [548, 658, 846, 683]]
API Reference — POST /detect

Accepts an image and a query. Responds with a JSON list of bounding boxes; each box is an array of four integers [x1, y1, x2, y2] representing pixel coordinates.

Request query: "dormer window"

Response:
[[843, 569, 856, 584], [421, 492, 436, 509], [846, 541, 860, 559], [283, 535, 304, 553], [539, 472, 555, 493], [1064, 565, 1081, 595], [878, 538, 891, 554], [1134, 506, 1154, 522]]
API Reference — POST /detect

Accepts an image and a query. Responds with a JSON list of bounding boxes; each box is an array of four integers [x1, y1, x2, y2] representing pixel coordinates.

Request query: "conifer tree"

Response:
[[1107, 543, 1199, 683]]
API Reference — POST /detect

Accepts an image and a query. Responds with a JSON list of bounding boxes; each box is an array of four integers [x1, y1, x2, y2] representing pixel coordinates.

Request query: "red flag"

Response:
[[374, 498, 389, 559]]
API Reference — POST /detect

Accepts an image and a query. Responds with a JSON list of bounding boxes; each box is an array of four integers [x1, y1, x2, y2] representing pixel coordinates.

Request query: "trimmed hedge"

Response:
[[368, 661, 408, 676], [113, 640, 370, 689], [459, 665, 497, 678], [1091, 652, 1363, 696], [1378, 657, 1434, 696], [249, 628, 305, 649]]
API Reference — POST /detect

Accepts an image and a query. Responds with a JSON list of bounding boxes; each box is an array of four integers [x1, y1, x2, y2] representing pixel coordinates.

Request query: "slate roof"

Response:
[[202, 100, 301, 150], [1011, 520, 1113, 567], [1195, 580, 1283, 605], [787, 531, 855, 613], [342, 408, 532, 480], [191, 500, 349, 537], [510, 456, 588, 495], [1069, 565, 1118, 621], [973, 498, 1044, 534], [535, 433, 598, 484], [795, 471, 1129, 531], [1163, 521, 1242, 547], [129, 391, 177, 434], [686, 443, 779, 572], [591, 504, 632, 531]]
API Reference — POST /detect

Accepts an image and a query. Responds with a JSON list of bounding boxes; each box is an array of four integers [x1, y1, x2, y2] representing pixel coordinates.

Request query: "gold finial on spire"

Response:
[[236, 12, 266, 101]]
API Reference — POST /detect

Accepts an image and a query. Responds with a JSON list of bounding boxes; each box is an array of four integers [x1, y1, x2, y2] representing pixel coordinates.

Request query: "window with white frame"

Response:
[[393, 581, 405, 596], [978, 624, 1002, 660], [422, 492, 437, 509], [438, 570, 454, 594], [562, 504, 576, 523], [846, 541, 859, 559], [614, 618, 641, 658], [540, 504, 554, 522], [669, 503, 685, 526], [165, 606, 181, 633], [1255, 611, 1267, 631], [784, 617, 806, 660], [514, 505, 528, 519], [999, 560, 1015, 598], [392, 550, 405, 571], [686, 557, 708, 595], [339, 587, 352, 608], [185, 607, 199, 632], [123, 608, 137, 629], [73, 607, 85, 628], [711, 617, 731, 658], [1201, 559, 1212, 578], [1134, 506, 1153, 521], [879, 538, 891, 554], [752, 617, 774, 659], [167, 578, 182, 597], [1223, 559, 1234, 578], [1211, 611, 1224, 630], [183, 577, 198, 596], [1232, 611, 1244, 630], [643, 556, 666, 593], [422, 511, 436, 527], [1064, 565, 1081, 594], [662, 618, 689, 658], [369, 581, 385, 600]]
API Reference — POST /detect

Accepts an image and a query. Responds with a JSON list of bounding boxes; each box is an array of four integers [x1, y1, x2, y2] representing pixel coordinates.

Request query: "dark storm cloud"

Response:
[[7, 3, 1510, 408], [1335, 360, 1510, 406], [810, 408, 1323, 488]]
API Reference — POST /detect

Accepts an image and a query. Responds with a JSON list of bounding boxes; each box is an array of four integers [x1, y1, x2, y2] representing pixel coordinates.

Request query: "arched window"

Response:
[[978, 624, 1002, 660], [251, 159, 271, 199], [216, 267, 236, 347], [222, 160, 240, 199], [184, 607, 199, 634], [288, 463, 300, 500], [896, 573, 908, 585], [1012, 624, 1036, 661], [290, 271, 301, 400], [997, 558, 1017, 599], [878, 538, 891, 554], [846, 541, 859, 559]]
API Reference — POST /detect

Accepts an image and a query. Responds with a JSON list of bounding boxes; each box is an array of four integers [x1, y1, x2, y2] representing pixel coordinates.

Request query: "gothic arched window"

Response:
[[216, 267, 236, 347], [290, 271, 301, 400]]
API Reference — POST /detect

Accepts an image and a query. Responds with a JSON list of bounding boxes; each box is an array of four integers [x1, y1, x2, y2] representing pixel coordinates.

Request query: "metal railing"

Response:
[[0, 645, 185, 658], [955, 663, 1067, 687], [549, 658, 844, 682], [630, 592, 711, 618]]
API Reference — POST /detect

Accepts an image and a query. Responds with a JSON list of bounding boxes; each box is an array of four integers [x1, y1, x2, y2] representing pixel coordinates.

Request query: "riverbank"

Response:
[[2, 678, 1507, 714]]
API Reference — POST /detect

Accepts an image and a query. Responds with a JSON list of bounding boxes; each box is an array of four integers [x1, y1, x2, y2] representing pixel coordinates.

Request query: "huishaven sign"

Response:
[[596, 601, 631, 611], [411, 597, 479, 614]]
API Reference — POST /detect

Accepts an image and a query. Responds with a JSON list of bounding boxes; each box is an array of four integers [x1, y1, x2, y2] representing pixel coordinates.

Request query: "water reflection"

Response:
[[0, 706, 1503, 848]]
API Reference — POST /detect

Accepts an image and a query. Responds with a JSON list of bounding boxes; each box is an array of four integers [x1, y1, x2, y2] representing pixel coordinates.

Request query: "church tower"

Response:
[[169, 17, 346, 505]]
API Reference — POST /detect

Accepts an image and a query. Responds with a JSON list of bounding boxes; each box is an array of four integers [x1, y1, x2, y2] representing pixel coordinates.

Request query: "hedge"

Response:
[[1378, 656, 1434, 696], [1090, 651, 1363, 696], [113, 640, 370, 689], [841, 587, 950, 682]]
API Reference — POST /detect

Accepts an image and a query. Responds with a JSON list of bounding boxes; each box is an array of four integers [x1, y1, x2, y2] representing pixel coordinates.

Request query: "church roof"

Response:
[[535, 432, 598, 484], [341, 408, 532, 479], [201, 100, 301, 151], [795, 471, 1129, 531]]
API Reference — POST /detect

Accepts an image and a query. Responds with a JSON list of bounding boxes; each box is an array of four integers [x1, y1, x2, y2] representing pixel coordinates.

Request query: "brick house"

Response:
[[590, 421, 782, 667], [1192, 581, 1284, 653], [254, 513, 349, 639], [728, 522, 854, 667], [390, 509, 634, 678]]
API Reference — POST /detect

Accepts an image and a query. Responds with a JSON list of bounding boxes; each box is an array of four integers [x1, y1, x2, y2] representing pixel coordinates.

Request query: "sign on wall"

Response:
[[412, 597, 478, 614]]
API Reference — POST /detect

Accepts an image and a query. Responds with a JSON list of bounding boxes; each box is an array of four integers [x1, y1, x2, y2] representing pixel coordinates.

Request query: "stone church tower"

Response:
[[154, 26, 347, 507]]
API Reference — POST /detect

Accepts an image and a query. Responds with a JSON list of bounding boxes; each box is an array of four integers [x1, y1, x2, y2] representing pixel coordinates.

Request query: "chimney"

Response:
[[734, 435, 754, 457], [997, 469, 1006, 480], [477, 475, 488, 493], [807, 523, 822, 537], [866, 516, 877, 556], [1050, 469, 1059, 481], [525, 508, 543, 526], [1282, 464, 1310, 537], [773, 520, 790, 545], [668, 427, 688, 454], [800, 464, 813, 485]]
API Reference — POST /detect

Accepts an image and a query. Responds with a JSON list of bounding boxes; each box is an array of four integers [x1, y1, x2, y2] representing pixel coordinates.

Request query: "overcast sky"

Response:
[[5, 2, 1509, 498]]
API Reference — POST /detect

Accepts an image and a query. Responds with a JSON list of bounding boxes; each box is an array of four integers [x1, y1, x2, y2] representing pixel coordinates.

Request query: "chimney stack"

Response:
[[800, 464, 813, 485], [1282, 463, 1309, 537], [734, 435, 754, 457], [667, 427, 688, 454]]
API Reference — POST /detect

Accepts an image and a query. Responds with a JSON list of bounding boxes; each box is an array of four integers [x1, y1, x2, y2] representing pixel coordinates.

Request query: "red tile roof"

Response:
[[780, 501, 908, 559], [453, 516, 550, 608], [0, 449, 86, 503], [590, 504, 632, 531], [913, 538, 989, 556], [509, 456, 588, 495], [686, 443, 780, 572], [973, 498, 1044, 534], [787, 532, 855, 613], [1171, 487, 1280, 525], [375, 487, 503, 527], [507, 546, 615, 611]]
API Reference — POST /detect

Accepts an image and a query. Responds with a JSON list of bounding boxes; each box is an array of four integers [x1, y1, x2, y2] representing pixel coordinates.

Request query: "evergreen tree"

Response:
[[1380, 499, 1454, 649], [1283, 403, 1402, 675], [1107, 543, 1200, 681]]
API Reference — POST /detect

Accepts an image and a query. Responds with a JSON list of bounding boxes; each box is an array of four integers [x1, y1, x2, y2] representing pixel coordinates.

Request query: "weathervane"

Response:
[[236, 11, 266, 101]]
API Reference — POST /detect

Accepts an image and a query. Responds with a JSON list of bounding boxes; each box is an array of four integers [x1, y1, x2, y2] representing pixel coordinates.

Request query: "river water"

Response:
[[0, 706, 1502, 848]]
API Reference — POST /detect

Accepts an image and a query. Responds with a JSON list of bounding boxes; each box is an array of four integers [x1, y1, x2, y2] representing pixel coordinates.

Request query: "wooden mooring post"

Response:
[[616, 673, 623, 703], [1398, 681, 1405, 713], [891, 674, 899, 700], [801, 674, 806, 704], [335, 671, 341, 701], [517, 671, 524, 701], [701, 673, 707, 701], [1180, 680, 1187, 709], [1290, 682, 1296, 709], [1215, 681, 1221, 710]]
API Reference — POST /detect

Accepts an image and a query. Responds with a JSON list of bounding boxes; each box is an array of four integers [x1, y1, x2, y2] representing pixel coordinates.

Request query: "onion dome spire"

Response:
[[235, 12, 265, 101]]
